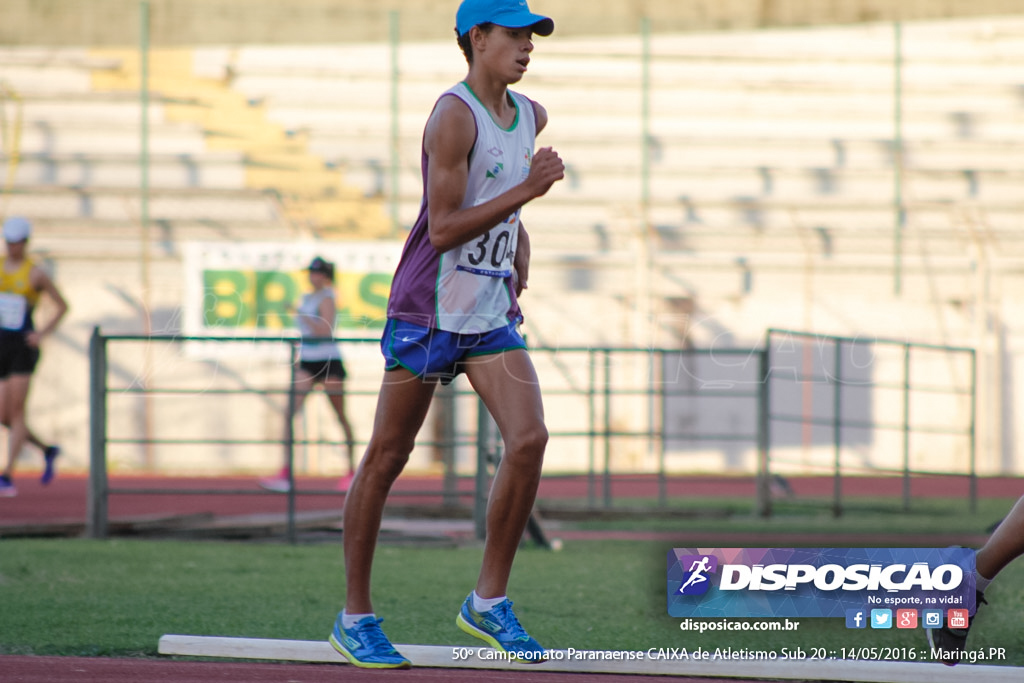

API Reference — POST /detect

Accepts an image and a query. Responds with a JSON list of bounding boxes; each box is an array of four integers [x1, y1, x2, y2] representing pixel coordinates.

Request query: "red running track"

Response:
[[1, 655, 749, 683], [0, 472, 1020, 528]]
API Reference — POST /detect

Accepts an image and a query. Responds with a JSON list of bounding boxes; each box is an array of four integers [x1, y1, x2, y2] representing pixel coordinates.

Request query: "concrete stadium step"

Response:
[[27, 218, 299, 258], [0, 48, 120, 94], [559, 137, 1024, 172], [5, 152, 246, 191], [3, 186, 282, 223], [562, 167, 1024, 204], [16, 120, 208, 156]]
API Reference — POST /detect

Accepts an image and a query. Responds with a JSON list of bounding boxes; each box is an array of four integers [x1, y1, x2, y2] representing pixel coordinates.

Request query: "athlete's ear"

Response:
[[469, 25, 488, 53]]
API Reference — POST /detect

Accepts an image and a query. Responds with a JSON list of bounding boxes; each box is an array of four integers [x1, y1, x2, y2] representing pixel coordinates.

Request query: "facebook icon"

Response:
[[845, 609, 867, 629]]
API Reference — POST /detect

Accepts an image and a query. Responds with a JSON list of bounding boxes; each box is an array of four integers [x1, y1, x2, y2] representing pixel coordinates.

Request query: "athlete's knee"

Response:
[[362, 436, 413, 478], [505, 422, 548, 460]]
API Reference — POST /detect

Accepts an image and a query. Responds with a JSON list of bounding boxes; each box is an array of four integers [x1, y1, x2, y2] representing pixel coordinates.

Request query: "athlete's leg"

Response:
[[23, 427, 47, 453], [976, 495, 1024, 580], [1, 374, 33, 478], [463, 349, 548, 599], [0, 377, 8, 475], [0, 415, 48, 453], [323, 376, 357, 472], [289, 369, 316, 415], [343, 368, 436, 614]]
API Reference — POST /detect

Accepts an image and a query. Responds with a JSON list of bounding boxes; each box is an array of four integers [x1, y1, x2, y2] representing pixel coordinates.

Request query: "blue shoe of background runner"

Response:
[[0, 475, 16, 497], [328, 614, 411, 669], [456, 595, 547, 663], [41, 445, 60, 485]]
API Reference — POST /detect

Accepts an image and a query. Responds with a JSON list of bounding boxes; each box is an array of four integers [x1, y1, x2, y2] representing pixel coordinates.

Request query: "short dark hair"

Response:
[[308, 256, 335, 281], [456, 22, 494, 65]]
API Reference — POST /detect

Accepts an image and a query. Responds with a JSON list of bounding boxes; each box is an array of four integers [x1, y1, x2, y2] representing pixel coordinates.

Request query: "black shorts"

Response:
[[299, 358, 347, 383], [0, 333, 39, 379]]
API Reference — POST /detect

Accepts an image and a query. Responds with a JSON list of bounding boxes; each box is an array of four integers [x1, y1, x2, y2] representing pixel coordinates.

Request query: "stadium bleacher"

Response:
[[3, 15, 1023, 474]]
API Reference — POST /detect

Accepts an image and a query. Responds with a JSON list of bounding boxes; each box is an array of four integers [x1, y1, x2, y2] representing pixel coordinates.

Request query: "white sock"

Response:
[[342, 610, 375, 629], [472, 591, 506, 612], [976, 571, 993, 594]]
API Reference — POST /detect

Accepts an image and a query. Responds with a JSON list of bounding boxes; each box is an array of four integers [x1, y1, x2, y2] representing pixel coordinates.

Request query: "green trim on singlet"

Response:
[[461, 81, 520, 132], [434, 257, 444, 326]]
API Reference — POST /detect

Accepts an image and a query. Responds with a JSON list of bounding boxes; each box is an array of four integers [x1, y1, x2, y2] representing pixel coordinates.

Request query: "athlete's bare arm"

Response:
[[311, 295, 337, 338], [26, 267, 68, 347], [513, 221, 530, 296], [509, 101, 547, 297], [425, 95, 563, 253], [532, 99, 549, 136]]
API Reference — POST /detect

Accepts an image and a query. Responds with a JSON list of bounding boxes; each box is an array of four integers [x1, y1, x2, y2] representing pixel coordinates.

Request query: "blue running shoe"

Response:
[[328, 614, 410, 669], [41, 446, 60, 485], [456, 595, 547, 663], [0, 475, 15, 497]]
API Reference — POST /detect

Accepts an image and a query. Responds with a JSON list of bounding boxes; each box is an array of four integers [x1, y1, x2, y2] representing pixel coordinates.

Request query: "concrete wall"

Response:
[[4, 0, 1024, 46]]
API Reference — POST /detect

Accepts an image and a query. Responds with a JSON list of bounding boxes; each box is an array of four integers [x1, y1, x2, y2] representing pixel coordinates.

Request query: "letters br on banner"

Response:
[[181, 241, 400, 359]]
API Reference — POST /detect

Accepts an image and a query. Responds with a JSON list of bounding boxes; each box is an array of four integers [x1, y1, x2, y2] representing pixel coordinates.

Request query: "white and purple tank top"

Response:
[[387, 82, 537, 334], [296, 288, 341, 361]]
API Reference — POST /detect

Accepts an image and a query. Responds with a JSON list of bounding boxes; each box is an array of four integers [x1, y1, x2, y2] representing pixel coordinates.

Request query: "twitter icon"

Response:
[[870, 609, 893, 629]]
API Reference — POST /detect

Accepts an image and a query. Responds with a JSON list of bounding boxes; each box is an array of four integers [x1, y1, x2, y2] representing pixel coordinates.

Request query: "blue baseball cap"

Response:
[[456, 0, 554, 37], [2, 216, 31, 243]]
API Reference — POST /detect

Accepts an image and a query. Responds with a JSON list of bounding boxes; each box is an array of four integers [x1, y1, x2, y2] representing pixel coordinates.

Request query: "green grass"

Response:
[[552, 495, 1012, 536], [1, 534, 1022, 667]]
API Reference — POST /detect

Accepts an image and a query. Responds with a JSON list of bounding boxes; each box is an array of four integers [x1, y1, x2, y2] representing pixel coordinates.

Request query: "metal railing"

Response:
[[87, 327, 977, 540], [756, 328, 977, 516]]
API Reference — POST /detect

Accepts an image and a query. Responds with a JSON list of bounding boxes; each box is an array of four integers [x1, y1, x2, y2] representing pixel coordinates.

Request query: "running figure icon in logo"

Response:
[[677, 555, 718, 595]]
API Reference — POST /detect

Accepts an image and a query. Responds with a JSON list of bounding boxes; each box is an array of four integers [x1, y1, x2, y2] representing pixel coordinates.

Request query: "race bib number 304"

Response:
[[455, 213, 518, 278]]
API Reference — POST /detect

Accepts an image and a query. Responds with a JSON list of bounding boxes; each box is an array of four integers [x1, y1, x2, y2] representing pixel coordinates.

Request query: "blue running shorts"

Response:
[[381, 317, 526, 384]]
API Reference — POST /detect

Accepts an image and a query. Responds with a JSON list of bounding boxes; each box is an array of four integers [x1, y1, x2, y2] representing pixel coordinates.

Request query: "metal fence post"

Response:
[[87, 327, 109, 539], [388, 9, 401, 236], [587, 349, 596, 507], [902, 343, 912, 512], [284, 340, 298, 544], [436, 383, 459, 507], [832, 338, 843, 517], [656, 349, 666, 508], [756, 338, 772, 517], [969, 348, 978, 513], [474, 396, 492, 541], [603, 349, 612, 509], [893, 20, 904, 297]]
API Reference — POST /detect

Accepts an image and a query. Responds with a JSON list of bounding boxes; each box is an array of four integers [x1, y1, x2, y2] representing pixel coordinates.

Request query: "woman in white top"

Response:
[[260, 257, 356, 492]]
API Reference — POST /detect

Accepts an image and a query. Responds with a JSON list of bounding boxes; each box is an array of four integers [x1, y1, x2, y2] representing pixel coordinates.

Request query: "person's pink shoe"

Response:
[[337, 473, 355, 491], [259, 467, 291, 492], [259, 476, 291, 492]]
